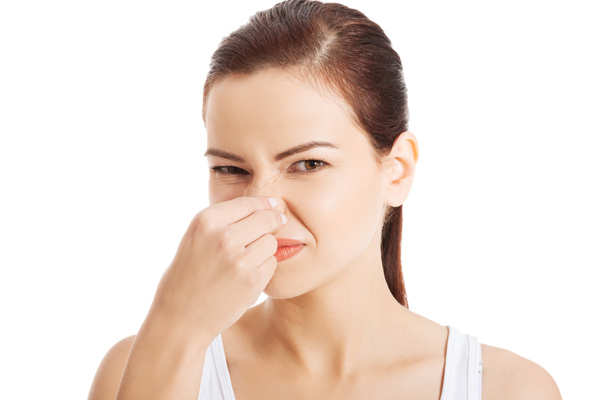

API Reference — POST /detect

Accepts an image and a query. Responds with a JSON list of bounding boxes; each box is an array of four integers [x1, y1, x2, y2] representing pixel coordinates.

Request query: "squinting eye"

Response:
[[291, 159, 328, 173], [210, 159, 329, 176], [210, 166, 248, 175]]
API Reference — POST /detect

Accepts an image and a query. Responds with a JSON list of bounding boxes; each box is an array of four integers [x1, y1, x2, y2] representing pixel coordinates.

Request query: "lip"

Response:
[[275, 238, 305, 262], [276, 238, 305, 247]]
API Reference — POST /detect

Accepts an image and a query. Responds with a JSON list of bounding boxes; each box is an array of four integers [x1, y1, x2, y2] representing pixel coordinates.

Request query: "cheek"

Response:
[[290, 165, 383, 250], [208, 164, 384, 247]]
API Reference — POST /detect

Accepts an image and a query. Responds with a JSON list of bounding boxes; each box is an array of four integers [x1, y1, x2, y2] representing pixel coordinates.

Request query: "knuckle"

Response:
[[246, 271, 260, 287], [194, 209, 218, 232], [216, 229, 236, 250], [225, 253, 244, 276], [232, 253, 247, 270]]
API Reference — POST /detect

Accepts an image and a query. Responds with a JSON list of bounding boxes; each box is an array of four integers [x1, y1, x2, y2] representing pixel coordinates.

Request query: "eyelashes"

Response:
[[209, 158, 330, 177]]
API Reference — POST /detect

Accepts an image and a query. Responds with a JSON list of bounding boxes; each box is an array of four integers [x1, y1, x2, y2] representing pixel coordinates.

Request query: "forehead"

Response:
[[204, 68, 367, 151]]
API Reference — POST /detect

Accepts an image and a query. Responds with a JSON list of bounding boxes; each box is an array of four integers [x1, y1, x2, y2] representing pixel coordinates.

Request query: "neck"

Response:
[[252, 234, 410, 379]]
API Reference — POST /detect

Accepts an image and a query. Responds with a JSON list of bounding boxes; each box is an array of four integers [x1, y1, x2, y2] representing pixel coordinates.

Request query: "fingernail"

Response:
[[280, 213, 288, 224], [268, 197, 278, 208]]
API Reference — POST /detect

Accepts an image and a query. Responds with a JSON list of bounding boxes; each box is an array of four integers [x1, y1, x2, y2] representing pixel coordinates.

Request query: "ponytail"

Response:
[[381, 205, 407, 307]]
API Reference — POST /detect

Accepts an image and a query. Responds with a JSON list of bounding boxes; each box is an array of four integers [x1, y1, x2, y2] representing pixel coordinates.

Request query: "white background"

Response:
[[1, 0, 598, 398]]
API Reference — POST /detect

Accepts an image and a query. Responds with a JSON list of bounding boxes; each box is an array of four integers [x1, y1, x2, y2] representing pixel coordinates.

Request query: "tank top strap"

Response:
[[198, 334, 236, 400], [199, 327, 482, 400], [440, 326, 483, 400]]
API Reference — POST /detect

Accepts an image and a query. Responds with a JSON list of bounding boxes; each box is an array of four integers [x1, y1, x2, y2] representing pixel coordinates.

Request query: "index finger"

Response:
[[210, 196, 278, 225]]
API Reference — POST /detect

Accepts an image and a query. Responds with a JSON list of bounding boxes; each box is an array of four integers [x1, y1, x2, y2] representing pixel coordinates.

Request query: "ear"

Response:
[[381, 131, 419, 207]]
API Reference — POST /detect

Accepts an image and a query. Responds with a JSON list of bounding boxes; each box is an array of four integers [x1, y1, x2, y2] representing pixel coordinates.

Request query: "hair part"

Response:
[[203, 0, 409, 308]]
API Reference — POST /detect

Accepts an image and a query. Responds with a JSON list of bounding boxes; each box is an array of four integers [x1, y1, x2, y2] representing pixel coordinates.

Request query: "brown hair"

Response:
[[202, 0, 409, 308]]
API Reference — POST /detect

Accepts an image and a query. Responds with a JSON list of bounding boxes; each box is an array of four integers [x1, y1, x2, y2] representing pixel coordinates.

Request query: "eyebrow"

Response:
[[203, 141, 339, 162]]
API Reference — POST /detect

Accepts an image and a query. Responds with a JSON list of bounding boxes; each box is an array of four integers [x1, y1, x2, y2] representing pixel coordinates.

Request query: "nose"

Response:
[[243, 168, 283, 199], [243, 172, 287, 221]]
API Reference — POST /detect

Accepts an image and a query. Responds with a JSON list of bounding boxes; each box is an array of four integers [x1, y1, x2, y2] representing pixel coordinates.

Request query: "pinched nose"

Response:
[[244, 168, 283, 194], [243, 172, 288, 228]]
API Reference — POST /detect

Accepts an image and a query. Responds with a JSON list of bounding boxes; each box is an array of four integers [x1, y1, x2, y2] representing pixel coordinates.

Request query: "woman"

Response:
[[89, 1, 561, 399]]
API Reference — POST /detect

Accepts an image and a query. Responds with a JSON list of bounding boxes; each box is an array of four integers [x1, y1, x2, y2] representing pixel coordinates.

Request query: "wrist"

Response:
[[142, 304, 217, 353]]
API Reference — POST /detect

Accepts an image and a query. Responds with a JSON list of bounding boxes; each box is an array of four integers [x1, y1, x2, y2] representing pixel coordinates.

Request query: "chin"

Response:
[[262, 280, 304, 300], [262, 267, 313, 300], [263, 261, 337, 300]]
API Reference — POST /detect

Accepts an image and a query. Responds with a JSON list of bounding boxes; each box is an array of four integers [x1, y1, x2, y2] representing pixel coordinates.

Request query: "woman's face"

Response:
[[205, 68, 390, 298]]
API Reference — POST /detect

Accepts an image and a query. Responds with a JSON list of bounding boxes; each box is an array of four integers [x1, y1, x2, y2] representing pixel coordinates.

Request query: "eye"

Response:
[[290, 159, 328, 173], [209, 165, 248, 175], [209, 159, 329, 176]]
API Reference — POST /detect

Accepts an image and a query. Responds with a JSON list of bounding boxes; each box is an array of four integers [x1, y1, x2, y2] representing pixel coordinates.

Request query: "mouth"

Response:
[[275, 238, 305, 262]]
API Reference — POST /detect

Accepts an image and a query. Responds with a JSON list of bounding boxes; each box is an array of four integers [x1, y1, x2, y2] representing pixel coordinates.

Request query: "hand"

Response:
[[148, 196, 285, 342]]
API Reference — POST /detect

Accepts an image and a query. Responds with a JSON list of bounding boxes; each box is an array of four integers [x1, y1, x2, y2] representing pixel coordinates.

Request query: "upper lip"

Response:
[[276, 238, 305, 247]]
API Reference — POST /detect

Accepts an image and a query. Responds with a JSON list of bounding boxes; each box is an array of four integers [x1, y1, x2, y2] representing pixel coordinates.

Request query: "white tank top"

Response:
[[198, 326, 482, 400]]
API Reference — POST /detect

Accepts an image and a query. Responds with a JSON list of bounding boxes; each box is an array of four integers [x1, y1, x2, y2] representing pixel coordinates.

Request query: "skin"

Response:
[[204, 68, 562, 399], [88, 68, 562, 399]]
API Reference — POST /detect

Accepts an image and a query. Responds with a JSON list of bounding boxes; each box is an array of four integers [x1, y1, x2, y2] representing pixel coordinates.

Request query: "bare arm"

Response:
[[88, 313, 213, 400], [481, 343, 562, 400], [88, 196, 282, 399], [88, 335, 136, 400]]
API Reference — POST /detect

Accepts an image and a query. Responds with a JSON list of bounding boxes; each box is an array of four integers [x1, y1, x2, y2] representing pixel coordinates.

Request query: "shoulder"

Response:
[[88, 335, 136, 400], [480, 343, 562, 400]]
